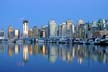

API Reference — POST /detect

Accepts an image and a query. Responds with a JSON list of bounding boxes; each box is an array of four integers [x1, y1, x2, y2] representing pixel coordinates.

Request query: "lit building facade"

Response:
[[23, 20, 29, 37], [14, 29, 20, 38], [48, 20, 57, 38], [66, 20, 72, 38], [40, 26, 48, 38], [75, 19, 85, 39]]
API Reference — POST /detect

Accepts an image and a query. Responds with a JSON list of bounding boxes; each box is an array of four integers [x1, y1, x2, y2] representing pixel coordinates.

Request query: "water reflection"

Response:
[[0, 43, 108, 64], [23, 45, 29, 62]]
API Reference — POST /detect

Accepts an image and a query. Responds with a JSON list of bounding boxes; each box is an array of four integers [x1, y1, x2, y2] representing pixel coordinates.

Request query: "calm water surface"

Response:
[[0, 43, 108, 72]]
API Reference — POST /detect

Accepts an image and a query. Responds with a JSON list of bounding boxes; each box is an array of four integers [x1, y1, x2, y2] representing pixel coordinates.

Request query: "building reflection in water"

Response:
[[0, 44, 5, 54], [42, 44, 46, 55], [8, 44, 14, 56], [29, 45, 33, 55], [76, 45, 85, 64], [58, 44, 74, 62], [1, 43, 108, 64], [48, 44, 57, 63], [15, 44, 20, 55], [33, 44, 39, 55], [23, 45, 29, 63]]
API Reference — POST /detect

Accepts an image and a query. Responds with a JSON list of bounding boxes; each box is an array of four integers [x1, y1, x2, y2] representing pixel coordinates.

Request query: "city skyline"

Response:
[[0, 18, 108, 40], [0, 0, 108, 72], [0, 18, 107, 31]]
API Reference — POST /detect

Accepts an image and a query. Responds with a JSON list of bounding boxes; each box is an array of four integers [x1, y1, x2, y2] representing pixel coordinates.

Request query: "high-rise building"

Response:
[[75, 19, 85, 39], [105, 20, 108, 30], [23, 20, 29, 37], [40, 29, 46, 38], [66, 20, 72, 38], [0, 29, 5, 39], [84, 22, 92, 39], [28, 28, 33, 38], [61, 22, 66, 38], [14, 29, 20, 39], [97, 19, 105, 30], [48, 20, 57, 38], [40, 25, 48, 38], [72, 24, 75, 38], [58, 24, 62, 38], [8, 26, 14, 39], [78, 19, 84, 25], [32, 26, 39, 38]]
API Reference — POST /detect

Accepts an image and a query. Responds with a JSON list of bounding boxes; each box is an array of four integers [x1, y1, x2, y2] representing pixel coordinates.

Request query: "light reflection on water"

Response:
[[0, 43, 108, 72]]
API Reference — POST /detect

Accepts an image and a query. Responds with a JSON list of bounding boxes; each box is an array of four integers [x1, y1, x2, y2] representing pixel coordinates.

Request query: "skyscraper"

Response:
[[28, 28, 33, 38], [48, 20, 57, 38], [8, 26, 14, 39], [32, 26, 39, 38], [58, 24, 62, 38], [66, 20, 73, 38], [61, 22, 66, 38], [40, 26, 48, 38], [23, 20, 29, 37], [75, 19, 85, 39], [97, 19, 105, 30], [0, 29, 5, 39], [14, 29, 20, 39]]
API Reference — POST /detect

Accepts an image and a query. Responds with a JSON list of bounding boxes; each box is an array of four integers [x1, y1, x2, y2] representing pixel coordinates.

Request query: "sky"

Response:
[[0, 0, 108, 31]]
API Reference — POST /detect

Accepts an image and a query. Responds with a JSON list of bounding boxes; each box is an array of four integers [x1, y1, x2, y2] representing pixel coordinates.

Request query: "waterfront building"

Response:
[[61, 22, 66, 38], [66, 20, 72, 38], [14, 29, 20, 39], [78, 19, 85, 25], [28, 28, 33, 38], [48, 20, 57, 38], [43, 26, 49, 38], [57, 24, 62, 38], [97, 19, 105, 30], [40, 30, 46, 38], [8, 26, 14, 39], [40, 25, 48, 38], [0, 29, 5, 39], [82, 22, 91, 39], [106, 20, 108, 30], [75, 19, 85, 39], [32, 26, 39, 39], [72, 23, 75, 38], [91, 21, 100, 38], [23, 20, 29, 37]]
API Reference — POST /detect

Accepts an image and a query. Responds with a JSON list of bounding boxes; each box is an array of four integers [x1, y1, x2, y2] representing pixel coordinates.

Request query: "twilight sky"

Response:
[[0, 0, 108, 31]]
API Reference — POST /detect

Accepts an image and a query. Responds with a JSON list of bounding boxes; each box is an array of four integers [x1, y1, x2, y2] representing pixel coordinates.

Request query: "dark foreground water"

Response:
[[0, 43, 108, 72]]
